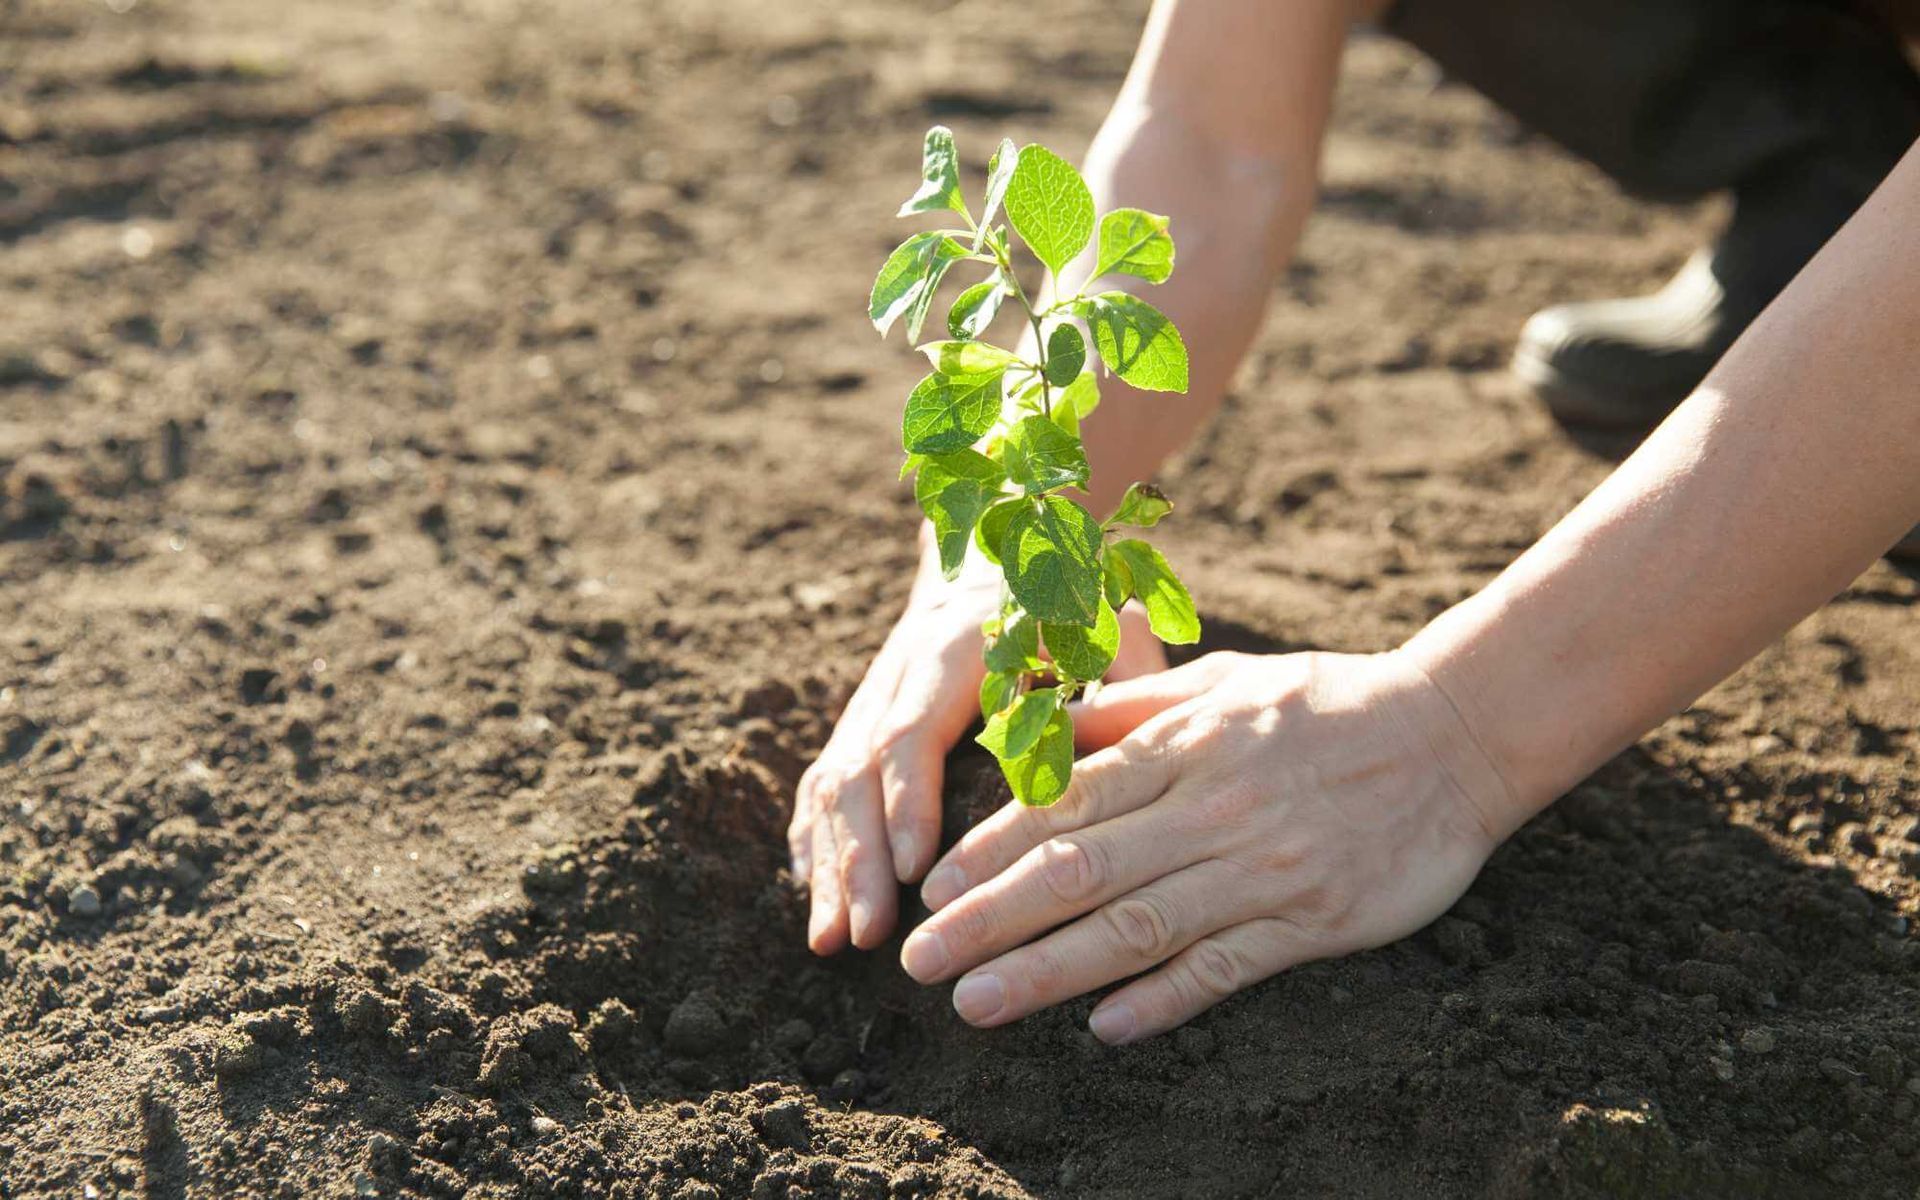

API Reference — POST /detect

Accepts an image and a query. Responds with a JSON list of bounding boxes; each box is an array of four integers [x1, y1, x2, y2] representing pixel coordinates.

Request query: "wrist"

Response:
[[1386, 622, 1548, 845], [1397, 568, 1643, 837]]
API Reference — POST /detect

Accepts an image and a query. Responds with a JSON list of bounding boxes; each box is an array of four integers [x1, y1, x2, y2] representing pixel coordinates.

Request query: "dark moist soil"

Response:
[[3, 1, 1918, 1197]]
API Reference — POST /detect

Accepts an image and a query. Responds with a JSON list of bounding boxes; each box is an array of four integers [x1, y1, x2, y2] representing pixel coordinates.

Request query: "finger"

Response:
[[807, 803, 849, 955], [903, 779, 1202, 984], [1102, 603, 1167, 684], [875, 637, 984, 883], [918, 726, 1178, 913], [943, 859, 1248, 1028], [794, 648, 906, 882], [1088, 916, 1318, 1045], [788, 772, 815, 878], [828, 765, 898, 951], [1070, 651, 1243, 751]]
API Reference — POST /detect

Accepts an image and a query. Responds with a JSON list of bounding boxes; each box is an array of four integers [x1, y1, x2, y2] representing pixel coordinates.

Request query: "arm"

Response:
[[899, 143, 1920, 1043], [1053, 0, 1355, 510], [1403, 139, 1920, 832]]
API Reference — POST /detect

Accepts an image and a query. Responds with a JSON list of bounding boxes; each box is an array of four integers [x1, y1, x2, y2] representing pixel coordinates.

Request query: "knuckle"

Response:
[[1107, 894, 1180, 961], [1050, 763, 1107, 825], [949, 897, 1000, 949], [835, 835, 870, 875], [869, 715, 920, 756], [1038, 836, 1105, 904], [1186, 938, 1246, 999], [806, 758, 859, 802], [1193, 779, 1262, 830]]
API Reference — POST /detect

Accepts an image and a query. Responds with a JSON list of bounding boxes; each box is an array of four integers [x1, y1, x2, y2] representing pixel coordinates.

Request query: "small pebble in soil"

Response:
[[67, 883, 102, 917], [663, 993, 728, 1058], [1741, 1027, 1777, 1055], [530, 1115, 560, 1137]]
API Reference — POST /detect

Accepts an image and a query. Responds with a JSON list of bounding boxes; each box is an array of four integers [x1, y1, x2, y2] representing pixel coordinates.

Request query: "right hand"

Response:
[[792, 523, 1164, 954]]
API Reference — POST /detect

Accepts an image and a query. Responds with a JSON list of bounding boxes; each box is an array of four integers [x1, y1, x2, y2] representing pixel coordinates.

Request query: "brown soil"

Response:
[[4, 1, 1918, 1196]]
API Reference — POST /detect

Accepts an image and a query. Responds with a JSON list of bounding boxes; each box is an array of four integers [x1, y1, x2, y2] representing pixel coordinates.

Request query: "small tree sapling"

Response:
[[869, 126, 1200, 806]]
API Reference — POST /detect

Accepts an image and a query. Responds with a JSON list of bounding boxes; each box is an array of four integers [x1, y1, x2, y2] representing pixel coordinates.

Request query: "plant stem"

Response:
[[985, 234, 1052, 417]]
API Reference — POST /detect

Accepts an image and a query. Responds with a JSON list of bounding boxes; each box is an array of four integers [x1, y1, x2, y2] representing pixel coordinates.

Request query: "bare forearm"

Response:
[[1405, 143, 1920, 831], [1069, 105, 1321, 512], [1034, 0, 1352, 513]]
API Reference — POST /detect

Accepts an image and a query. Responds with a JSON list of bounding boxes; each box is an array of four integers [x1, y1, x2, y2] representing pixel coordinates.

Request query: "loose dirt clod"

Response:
[[663, 992, 729, 1058]]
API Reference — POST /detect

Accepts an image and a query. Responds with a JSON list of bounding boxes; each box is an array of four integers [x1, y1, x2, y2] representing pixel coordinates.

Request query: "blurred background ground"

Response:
[[2, 0, 1917, 1196]]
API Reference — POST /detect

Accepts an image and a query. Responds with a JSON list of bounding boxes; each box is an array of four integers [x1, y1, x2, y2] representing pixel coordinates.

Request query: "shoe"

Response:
[[1515, 158, 1898, 432], [1513, 249, 1733, 431]]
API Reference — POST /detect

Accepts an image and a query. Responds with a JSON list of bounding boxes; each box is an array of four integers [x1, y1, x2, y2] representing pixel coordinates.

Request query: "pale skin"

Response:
[[789, 0, 1920, 1043]]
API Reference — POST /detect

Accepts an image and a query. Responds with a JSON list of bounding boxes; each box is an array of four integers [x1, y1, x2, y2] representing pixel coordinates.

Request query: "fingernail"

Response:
[[952, 973, 1006, 1024], [891, 831, 917, 876], [849, 896, 875, 946], [921, 863, 967, 910], [1089, 1003, 1136, 1045], [900, 927, 949, 981]]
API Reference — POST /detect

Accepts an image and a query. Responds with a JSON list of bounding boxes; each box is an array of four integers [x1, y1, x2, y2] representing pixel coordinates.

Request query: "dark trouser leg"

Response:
[[1383, 0, 1920, 431]]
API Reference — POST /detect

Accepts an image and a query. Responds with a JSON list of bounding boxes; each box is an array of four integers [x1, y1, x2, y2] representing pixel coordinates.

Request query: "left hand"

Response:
[[898, 648, 1520, 1044]]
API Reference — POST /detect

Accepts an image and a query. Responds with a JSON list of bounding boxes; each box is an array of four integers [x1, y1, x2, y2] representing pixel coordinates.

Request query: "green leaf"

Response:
[[1044, 324, 1086, 388], [974, 495, 1027, 566], [1101, 551, 1132, 609], [1003, 145, 1094, 276], [913, 449, 1004, 579], [1060, 367, 1100, 418], [1049, 393, 1079, 436], [919, 340, 1021, 376], [983, 608, 1041, 673], [903, 252, 967, 345], [977, 686, 1061, 761], [1108, 539, 1199, 644], [979, 670, 1022, 720], [948, 275, 1010, 340], [1000, 495, 1103, 626], [1002, 706, 1074, 806], [1001, 415, 1089, 494], [1043, 599, 1120, 681], [902, 369, 1005, 454], [871, 233, 972, 339], [1093, 208, 1175, 283], [1082, 292, 1189, 392], [974, 140, 1019, 251], [1108, 482, 1173, 529], [898, 125, 968, 218]]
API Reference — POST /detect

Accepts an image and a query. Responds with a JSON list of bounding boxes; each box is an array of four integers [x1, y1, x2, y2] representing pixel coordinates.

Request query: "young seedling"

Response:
[[869, 126, 1200, 806]]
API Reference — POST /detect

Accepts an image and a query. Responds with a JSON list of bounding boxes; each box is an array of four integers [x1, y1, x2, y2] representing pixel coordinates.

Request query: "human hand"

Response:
[[897, 648, 1521, 1043], [792, 524, 1166, 954]]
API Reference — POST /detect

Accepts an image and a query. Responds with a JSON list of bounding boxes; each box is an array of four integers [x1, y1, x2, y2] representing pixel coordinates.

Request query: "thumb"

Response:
[[1069, 651, 1241, 751]]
